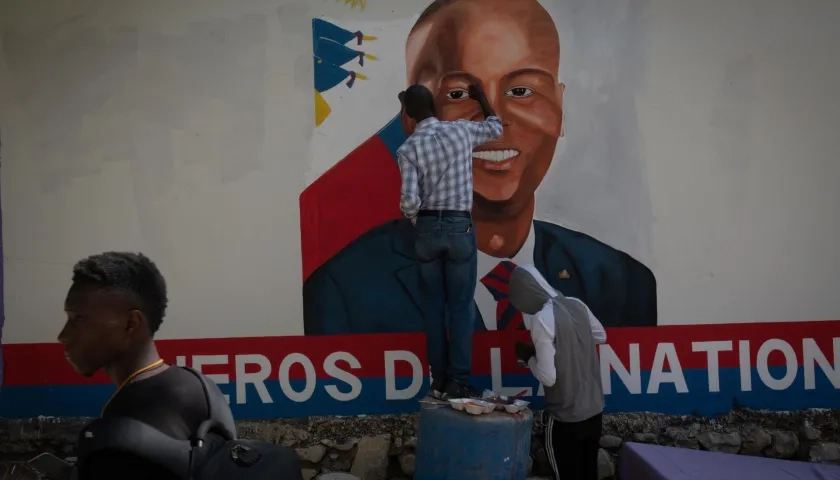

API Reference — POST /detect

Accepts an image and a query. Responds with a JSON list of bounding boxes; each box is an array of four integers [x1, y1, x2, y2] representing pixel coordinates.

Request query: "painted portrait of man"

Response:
[[301, 0, 657, 335]]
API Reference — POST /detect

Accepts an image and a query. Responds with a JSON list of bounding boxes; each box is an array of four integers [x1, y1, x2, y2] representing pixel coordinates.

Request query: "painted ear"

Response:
[[557, 82, 566, 138]]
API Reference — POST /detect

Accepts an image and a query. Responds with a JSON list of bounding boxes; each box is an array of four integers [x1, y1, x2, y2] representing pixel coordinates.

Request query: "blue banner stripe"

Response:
[[0, 366, 836, 419]]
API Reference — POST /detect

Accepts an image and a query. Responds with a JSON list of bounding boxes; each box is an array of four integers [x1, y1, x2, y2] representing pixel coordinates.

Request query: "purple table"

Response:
[[620, 442, 840, 480]]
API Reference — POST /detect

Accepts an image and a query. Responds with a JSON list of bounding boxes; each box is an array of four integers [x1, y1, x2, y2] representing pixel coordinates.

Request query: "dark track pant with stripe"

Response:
[[545, 412, 603, 480]]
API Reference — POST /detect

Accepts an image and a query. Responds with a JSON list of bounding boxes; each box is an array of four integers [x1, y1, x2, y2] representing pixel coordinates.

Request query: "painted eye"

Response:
[[506, 86, 534, 98], [447, 89, 469, 100]]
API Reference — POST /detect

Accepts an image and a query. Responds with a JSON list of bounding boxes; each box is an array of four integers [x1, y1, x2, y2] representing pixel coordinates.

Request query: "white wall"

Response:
[[1, 0, 839, 343], [0, 0, 311, 342], [641, 0, 840, 324]]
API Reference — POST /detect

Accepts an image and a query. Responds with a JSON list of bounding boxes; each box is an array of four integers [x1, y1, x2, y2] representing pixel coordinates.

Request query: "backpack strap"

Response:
[[181, 367, 237, 444]]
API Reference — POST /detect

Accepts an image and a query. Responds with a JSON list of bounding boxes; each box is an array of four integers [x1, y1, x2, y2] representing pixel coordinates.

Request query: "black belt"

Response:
[[417, 210, 471, 219]]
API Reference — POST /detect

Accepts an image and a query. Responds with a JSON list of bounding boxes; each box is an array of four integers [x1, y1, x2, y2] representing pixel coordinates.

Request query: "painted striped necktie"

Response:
[[479, 260, 525, 330]]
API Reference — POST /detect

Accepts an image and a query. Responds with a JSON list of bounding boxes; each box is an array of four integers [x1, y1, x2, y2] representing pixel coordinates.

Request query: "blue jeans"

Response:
[[413, 214, 477, 386]]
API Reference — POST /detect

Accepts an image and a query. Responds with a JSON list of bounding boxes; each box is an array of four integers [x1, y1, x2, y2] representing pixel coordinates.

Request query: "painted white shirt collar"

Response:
[[475, 222, 537, 331]]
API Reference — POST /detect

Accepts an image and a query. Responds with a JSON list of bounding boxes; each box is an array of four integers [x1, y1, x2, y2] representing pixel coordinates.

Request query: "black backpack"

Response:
[[75, 367, 302, 480]]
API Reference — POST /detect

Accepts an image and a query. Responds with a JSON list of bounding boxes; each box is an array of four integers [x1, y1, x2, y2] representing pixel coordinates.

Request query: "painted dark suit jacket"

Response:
[[304, 218, 657, 334], [301, 115, 657, 335]]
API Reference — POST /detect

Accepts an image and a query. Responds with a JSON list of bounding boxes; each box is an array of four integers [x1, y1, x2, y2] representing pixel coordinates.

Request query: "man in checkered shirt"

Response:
[[397, 83, 503, 399]]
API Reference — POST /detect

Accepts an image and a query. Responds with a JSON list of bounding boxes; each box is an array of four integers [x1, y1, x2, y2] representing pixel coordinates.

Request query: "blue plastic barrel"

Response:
[[414, 404, 533, 480]]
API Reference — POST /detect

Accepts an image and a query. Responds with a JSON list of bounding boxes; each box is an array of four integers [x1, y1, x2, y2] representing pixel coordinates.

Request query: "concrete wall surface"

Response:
[[1, 0, 839, 420]]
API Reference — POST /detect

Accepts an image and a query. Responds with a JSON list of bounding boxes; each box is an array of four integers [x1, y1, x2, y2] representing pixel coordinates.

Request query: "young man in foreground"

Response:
[[509, 264, 607, 480], [59, 252, 209, 479], [397, 83, 503, 399]]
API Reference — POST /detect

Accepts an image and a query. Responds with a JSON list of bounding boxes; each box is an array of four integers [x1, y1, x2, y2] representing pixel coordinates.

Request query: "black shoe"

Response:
[[442, 381, 483, 400], [427, 378, 447, 399]]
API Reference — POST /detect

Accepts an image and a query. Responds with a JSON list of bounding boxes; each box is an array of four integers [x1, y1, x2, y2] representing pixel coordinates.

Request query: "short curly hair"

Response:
[[71, 252, 168, 334]]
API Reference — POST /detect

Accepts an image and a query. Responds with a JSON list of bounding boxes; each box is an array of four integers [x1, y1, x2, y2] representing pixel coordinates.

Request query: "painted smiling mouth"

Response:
[[472, 149, 520, 162], [473, 149, 520, 171]]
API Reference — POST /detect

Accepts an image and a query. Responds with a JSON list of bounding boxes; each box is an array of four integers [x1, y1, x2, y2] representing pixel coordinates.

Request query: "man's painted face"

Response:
[[407, 0, 564, 209], [58, 285, 131, 377]]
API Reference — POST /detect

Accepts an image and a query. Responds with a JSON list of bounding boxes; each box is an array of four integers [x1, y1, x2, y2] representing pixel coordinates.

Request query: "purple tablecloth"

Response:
[[620, 442, 840, 480]]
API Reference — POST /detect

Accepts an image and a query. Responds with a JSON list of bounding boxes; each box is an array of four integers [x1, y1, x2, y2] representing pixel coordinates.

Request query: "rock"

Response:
[[405, 436, 418, 448], [527, 455, 534, 475], [697, 431, 741, 454], [398, 453, 416, 476], [809, 442, 840, 463], [662, 427, 699, 449], [740, 426, 772, 456], [599, 435, 623, 449], [767, 431, 799, 459], [632, 432, 658, 444], [327, 452, 354, 472], [800, 424, 821, 441], [296, 445, 327, 464], [394, 437, 403, 448], [350, 434, 391, 480], [302, 469, 318, 480], [322, 438, 360, 451], [597, 448, 615, 480], [248, 423, 310, 447], [336, 438, 361, 451]]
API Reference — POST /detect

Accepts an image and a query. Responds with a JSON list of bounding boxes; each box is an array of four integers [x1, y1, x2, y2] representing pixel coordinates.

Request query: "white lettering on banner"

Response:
[[692, 341, 733, 393], [803, 338, 840, 389], [647, 343, 689, 394], [756, 339, 797, 390], [739, 340, 752, 391], [600, 344, 642, 395], [323, 352, 362, 401], [600, 338, 840, 396], [490, 348, 534, 397], [279, 353, 317, 402], [384, 351, 422, 400], [193, 355, 231, 403], [168, 336, 838, 406], [236, 354, 273, 405]]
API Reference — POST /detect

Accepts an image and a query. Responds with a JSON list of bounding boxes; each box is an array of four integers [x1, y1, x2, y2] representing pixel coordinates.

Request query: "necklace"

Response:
[[101, 359, 165, 416]]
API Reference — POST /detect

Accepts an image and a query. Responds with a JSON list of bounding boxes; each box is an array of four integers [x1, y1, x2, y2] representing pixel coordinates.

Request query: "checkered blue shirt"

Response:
[[396, 116, 503, 218]]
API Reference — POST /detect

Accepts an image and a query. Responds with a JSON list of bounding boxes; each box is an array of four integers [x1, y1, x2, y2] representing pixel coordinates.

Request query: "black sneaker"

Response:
[[427, 378, 447, 399], [442, 381, 483, 400]]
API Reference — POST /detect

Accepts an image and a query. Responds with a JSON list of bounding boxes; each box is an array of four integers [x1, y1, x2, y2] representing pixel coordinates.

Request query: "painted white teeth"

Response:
[[472, 149, 520, 162]]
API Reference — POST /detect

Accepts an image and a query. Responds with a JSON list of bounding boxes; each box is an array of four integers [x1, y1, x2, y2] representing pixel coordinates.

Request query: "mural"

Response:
[[301, 0, 656, 338]]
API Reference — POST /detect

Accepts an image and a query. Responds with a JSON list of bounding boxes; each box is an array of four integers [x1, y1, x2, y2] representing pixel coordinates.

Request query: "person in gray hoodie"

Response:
[[509, 264, 607, 480]]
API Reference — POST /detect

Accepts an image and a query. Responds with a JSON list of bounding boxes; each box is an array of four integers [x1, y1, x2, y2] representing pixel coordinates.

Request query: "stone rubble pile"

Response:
[[1, 409, 838, 480]]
